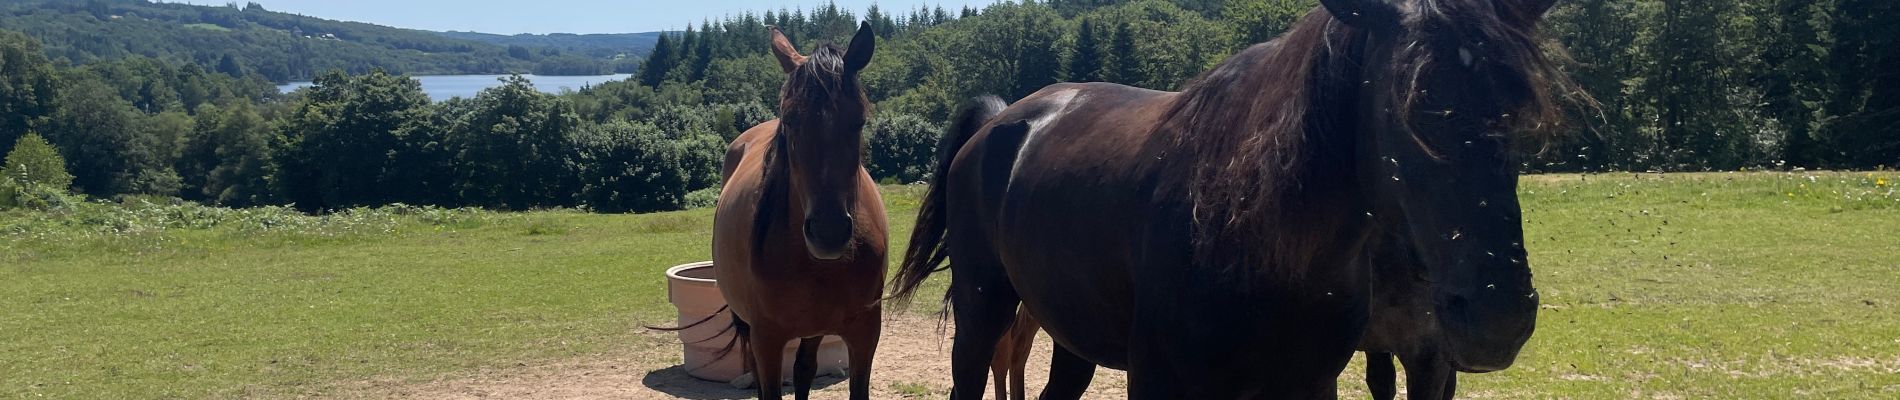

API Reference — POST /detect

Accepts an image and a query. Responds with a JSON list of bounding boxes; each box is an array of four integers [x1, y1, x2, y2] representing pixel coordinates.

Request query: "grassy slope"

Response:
[[1, 174, 1895, 398]]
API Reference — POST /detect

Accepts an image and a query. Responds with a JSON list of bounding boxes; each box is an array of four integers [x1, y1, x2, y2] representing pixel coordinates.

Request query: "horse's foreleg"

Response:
[[1038, 342, 1097, 400], [1367, 352, 1397, 400], [841, 308, 881, 400], [749, 331, 790, 400], [1440, 373, 1457, 400], [791, 337, 822, 400], [1400, 353, 1455, 400]]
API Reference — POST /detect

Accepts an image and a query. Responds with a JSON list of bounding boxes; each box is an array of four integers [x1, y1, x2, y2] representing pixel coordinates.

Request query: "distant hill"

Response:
[[0, 0, 634, 81], [436, 31, 662, 60]]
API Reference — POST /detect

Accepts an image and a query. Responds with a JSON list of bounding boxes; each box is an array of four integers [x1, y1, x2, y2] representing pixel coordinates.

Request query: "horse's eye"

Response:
[[1458, 46, 1475, 68]]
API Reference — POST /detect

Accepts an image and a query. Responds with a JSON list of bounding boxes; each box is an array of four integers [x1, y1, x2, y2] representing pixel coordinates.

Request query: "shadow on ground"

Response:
[[640, 365, 846, 400]]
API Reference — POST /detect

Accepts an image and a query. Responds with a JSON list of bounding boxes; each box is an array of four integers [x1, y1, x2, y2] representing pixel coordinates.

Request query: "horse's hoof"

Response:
[[729, 373, 755, 389]]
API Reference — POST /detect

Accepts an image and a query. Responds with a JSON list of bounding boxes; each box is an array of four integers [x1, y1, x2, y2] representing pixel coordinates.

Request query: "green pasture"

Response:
[[1, 173, 1895, 398]]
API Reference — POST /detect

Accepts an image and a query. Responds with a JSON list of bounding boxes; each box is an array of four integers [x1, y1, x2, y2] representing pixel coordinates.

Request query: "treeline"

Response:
[[438, 31, 663, 73], [627, 0, 1899, 172], [5, 0, 1897, 215], [0, 29, 740, 213], [1545, 0, 1898, 171], [0, 0, 626, 82]]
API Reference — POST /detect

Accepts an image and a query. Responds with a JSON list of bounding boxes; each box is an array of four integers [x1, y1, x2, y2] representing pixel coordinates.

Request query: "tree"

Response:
[[867, 4, 898, 38], [1108, 21, 1139, 85], [44, 73, 160, 197], [689, 22, 716, 82], [571, 120, 723, 212], [1007, 6, 1066, 99], [1222, 0, 1314, 46], [1821, 0, 1900, 168], [639, 33, 677, 87], [447, 75, 582, 209], [1753, 0, 1832, 168], [275, 69, 435, 210], [216, 54, 246, 77], [1636, 0, 1768, 170], [1543, 0, 1642, 171], [3, 132, 74, 191], [182, 103, 275, 206], [1068, 18, 1105, 82], [865, 113, 942, 183], [0, 31, 61, 158]]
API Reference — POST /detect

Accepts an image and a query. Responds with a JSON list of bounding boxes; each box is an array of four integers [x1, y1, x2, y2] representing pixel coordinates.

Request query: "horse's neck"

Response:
[[753, 136, 807, 251]]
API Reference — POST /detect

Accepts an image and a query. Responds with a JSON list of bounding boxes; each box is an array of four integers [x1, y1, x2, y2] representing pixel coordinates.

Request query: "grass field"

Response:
[[1, 172, 1896, 398]]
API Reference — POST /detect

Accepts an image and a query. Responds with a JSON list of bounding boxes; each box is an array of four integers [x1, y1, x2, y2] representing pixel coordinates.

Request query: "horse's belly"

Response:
[[995, 196, 1139, 369]]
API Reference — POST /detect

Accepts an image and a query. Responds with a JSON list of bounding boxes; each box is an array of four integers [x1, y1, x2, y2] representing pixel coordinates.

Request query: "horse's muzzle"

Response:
[[1437, 287, 1538, 373], [803, 213, 854, 260]]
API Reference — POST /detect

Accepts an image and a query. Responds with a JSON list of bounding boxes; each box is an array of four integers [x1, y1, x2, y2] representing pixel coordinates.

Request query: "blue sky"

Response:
[[178, 1, 1001, 34]]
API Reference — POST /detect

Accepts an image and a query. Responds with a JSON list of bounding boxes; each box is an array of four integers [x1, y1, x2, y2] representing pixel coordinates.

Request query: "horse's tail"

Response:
[[644, 305, 745, 357], [888, 95, 1007, 307]]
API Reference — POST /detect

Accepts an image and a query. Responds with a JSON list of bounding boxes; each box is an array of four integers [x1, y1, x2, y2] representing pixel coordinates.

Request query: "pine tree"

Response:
[[1009, 7, 1064, 99], [689, 21, 715, 82], [638, 33, 676, 87], [1108, 22, 1139, 85], [667, 26, 698, 83], [1068, 18, 1104, 82]]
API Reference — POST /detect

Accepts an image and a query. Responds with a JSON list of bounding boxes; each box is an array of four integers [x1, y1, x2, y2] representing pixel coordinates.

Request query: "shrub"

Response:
[[684, 187, 721, 209], [3, 132, 73, 190], [865, 113, 942, 184], [571, 121, 724, 213], [2, 132, 77, 209]]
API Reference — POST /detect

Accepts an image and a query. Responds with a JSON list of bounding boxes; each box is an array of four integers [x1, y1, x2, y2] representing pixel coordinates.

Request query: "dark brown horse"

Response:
[[890, 0, 1568, 397], [1360, 232, 1458, 400], [713, 23, 885, 400]]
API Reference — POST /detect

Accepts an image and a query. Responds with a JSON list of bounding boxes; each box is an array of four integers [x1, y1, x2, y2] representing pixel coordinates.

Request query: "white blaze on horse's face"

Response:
[[770, 23, 877, 261], [1324, 0, 1556, 373]]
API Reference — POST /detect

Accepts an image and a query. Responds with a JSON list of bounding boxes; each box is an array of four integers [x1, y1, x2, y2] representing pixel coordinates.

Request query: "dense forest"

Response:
[[2, 0, 1896, 215], [0, 0, 640, 81]]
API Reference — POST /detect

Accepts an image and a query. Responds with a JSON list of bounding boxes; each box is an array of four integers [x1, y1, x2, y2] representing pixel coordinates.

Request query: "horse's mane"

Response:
[[1160, 3, 1569, 277]]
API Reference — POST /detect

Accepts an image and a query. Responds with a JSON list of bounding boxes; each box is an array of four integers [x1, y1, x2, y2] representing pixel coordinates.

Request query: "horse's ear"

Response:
[[1320, 0, 1402, 31], [768, 25, 806, 74], [843, 21, 875, 75]]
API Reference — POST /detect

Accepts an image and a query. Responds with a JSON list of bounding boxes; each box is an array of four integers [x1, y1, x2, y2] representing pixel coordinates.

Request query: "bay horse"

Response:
[[890, 0, 1568, 397], [713, 22, 884, 400], [989, 308, 1041, 400], [1360, 232, 1459, 400]]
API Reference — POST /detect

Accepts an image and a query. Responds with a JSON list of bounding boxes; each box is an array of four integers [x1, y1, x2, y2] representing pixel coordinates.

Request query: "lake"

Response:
[[276, 74, 633, 101]]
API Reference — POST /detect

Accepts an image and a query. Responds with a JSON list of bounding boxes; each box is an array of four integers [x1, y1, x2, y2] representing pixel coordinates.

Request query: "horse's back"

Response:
[[946, 82, 1180, 368]]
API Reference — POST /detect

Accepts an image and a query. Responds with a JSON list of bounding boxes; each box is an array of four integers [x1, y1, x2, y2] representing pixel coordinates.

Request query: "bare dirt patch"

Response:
[[342, 313, 1129, 399]]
